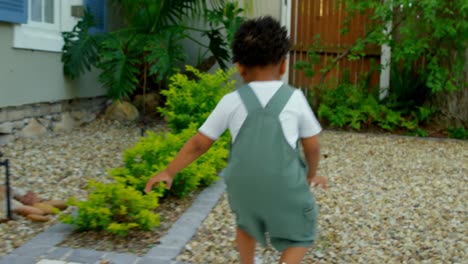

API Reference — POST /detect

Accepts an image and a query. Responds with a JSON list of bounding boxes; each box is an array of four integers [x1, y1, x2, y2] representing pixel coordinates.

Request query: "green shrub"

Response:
[[317, 82, 431, 133], [61, 180, 161, 236], [62, 67, 233, 234], [111, 125, 229, 197], [447, 127, 468, 140], [159, 66, 236, 132]]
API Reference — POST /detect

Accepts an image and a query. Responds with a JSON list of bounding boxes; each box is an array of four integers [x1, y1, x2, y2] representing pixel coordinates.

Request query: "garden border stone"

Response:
[[0, 179, 227, 264]]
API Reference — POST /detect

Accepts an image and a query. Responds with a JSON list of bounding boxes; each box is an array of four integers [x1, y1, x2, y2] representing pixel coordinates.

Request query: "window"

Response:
[[12, 0, 108, 52], [12, 0, 77, 52], [2, 0, 106, 52], [30, 0, 57, 25]]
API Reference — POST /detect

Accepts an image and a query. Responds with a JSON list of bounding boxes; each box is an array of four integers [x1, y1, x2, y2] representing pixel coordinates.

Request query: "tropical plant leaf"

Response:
[[207, 1, 245, 45], [205, 29, 230, 70], [98, 35, 142, 100], [145, 27, 186, 82], [110, 0, 227, 31], [61, 9, 100, 79]]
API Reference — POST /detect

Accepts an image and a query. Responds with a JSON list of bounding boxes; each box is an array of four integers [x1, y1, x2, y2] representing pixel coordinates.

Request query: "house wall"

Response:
[[181, 0, 282, 83], [0, 2, 125, 145], [0, 23, 105, 108], [183, 0, 282, 67]]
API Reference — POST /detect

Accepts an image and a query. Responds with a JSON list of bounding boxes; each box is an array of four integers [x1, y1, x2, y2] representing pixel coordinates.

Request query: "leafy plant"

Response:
[[61, 9, 100, 79], [339, 0, 467, 93], [62, 68, 233, 234], [295, 0, 466, 124], [159, 66, 236, 132], [111, 125, 228, 197], [447, 127, 468, 140], [61, 180, 161, 236], [388, 64, 429, 110], [317, 82, 432, 134], [407, 128, 429, 138], [62, 0, 245, 101]]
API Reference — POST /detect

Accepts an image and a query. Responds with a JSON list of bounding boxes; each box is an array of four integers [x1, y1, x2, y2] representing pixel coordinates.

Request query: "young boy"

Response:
[[145, 16, 327, 264]]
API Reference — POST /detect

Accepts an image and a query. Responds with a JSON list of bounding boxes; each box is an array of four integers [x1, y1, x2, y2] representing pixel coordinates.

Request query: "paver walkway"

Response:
[[0, 180, 227, 264]]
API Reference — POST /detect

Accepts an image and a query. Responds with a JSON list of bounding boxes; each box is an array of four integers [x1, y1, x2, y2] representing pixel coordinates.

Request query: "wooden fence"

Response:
[[288, 0, 381, 90]]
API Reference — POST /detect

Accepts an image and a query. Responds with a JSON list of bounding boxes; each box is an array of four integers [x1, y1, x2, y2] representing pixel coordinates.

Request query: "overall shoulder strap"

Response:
[[265, 84, 295, 116], [237, 84, 262, 114]]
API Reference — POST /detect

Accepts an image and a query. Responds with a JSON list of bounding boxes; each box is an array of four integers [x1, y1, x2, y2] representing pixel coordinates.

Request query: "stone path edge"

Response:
[[0, 179, 227, 264]]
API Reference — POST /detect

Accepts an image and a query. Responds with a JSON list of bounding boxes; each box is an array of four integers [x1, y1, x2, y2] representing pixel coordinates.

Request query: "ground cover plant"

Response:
[[61, 67, 234, 236]]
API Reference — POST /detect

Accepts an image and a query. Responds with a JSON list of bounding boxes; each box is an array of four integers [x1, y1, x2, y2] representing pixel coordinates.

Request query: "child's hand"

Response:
[[308, 176, 327, 189], [144, 171, 173, 193]]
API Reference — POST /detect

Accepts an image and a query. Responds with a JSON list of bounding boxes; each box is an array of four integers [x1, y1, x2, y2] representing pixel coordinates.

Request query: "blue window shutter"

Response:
[[0, 0, 28, 24], [84, 0, 107, 34]]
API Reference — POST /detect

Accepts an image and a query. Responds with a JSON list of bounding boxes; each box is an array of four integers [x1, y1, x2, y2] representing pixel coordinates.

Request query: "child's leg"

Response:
[[278, 247, 309, 264], [236, 228, 256, 264]]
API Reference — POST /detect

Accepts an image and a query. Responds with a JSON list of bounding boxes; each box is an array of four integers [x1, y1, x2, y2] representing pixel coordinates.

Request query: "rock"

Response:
[[43, 200, 68, 210], [53, 112, 79, 132], [13, 205, 45, 216], [133, 93, 161, 116], [21, 119, 47, 138], [33, 203, 57, 215], [26, 214, 49, 222], [71, 111, 96, 124], [11, 187, 28, 198], [15, 191, 41, 206], [0, 134, 15, 145], [104, 101, 139, 122], [0, 122, 14, 134], [11, 199, 24, 211], [37, 118, 52, 129], [0, 185, 21, 213]]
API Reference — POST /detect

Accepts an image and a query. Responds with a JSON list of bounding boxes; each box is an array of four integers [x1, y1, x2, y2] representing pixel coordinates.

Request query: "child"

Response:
[[145, 16, 327, 264]]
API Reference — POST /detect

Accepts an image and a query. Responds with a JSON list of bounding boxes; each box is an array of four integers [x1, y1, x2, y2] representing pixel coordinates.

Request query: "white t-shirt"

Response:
[[199, 81, 322, 148]]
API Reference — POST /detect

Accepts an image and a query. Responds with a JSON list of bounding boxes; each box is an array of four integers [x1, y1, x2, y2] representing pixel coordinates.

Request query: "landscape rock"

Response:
[[43, 200, 67, 210], [133, 93, 160, 116], [104, 101, 139, 122], [32, 203, 57, 215], [53, 112, 79, 132], [13, 205, 45, 216], [26, 214, 49, 222], [37, 118, 52, 129], [71, 111, 96, 124], [15, 191, 41, 206], [0, 134, 14, 145], [21, 119, 47, 138], [0, 122, 14, 134]]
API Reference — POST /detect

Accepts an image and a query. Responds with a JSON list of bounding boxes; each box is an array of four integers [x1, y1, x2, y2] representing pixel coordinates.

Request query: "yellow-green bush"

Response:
[[159, 66, 236, 132], [111, 125, 229, 197], [61, 67, 234, 235], [60, 180, 161, 236]]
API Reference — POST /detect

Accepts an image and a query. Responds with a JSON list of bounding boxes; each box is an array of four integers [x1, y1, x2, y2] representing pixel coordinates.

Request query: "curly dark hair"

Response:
[[232, 16, 291, 67]]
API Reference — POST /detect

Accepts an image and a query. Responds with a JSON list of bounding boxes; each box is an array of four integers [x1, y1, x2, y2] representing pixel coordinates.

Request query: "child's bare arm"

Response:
[[144, 132, 214, 192], [301, 135, 327, 189]]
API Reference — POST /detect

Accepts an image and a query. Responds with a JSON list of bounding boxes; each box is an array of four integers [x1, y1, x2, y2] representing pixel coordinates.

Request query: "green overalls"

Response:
[[223, 84, 318, 252]]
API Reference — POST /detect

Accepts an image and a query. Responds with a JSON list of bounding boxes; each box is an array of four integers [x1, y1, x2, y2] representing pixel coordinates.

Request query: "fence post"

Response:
[[0, 152, 12, 220]]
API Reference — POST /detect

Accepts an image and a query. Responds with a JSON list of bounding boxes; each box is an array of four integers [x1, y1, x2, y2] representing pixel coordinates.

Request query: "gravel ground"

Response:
[[178, 132, 468, 263], [0, 117, 167, 257]]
